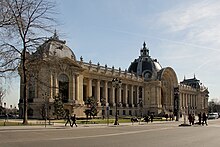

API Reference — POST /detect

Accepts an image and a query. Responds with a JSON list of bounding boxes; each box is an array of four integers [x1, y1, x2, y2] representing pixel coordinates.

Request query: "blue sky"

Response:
[[3, 0, 220, 107]]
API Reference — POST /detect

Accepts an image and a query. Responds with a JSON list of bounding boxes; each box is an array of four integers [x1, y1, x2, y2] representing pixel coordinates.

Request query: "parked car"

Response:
[[208, 113, 219, 119]]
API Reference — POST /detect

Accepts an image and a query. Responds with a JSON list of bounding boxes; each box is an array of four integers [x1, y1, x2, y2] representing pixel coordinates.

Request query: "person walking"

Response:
[[188, 114, 192, 125], [202, 112, 208, 126], [192, 114, 195, 125], [150, 114, 154, 123], [65, 112, 72, 127], [198, 112, 202, 125], [165, 114, 168, 121], [71, 114, 77, 127]]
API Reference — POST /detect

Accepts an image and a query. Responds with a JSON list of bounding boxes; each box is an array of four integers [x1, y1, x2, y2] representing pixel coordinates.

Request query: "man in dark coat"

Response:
[[202, 112, 208, 126], [198, 112, 202, 125], [71, 114, 77, 127], [65, 112, 72, 127]]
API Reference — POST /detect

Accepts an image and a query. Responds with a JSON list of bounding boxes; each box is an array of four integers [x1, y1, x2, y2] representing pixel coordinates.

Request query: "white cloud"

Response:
[[154, 0, 220, 83], [159, 1, 220, 32]]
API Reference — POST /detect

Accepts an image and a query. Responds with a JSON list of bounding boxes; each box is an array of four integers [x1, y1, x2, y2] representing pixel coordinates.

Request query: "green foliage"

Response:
[[53, 94, 65, 119], [84, 96, 99, 118]]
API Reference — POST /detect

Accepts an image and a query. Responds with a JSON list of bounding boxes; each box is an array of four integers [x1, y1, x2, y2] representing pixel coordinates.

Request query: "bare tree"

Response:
[[0, 0, 56, 124]]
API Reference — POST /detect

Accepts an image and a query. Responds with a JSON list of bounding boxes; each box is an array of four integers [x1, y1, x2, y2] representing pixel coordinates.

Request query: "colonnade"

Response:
[[83, 78, 144, 108], [180, 92, 198, 112]]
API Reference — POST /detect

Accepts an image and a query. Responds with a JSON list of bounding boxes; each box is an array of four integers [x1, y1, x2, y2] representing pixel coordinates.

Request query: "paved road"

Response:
[[0, 119, 220, 147]]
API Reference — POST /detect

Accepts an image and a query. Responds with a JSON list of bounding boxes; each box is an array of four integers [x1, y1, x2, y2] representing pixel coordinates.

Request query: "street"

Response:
[[0, 119, 220, 147]]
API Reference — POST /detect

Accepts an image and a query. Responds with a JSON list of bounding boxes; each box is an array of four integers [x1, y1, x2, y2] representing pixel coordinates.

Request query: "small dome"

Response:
[[47, 39, 76, 60], [128, 42, 162, 80], [34, 33, 76, 60]]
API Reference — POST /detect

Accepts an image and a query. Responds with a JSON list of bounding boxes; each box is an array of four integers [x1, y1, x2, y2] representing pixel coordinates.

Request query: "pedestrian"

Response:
[[165, 114, 168, 121], [150, 114, 154, 123], [71, 114, 77, 127], [202, 112, 208, 126], [192, 114, 195, 125], [198, 112, 202, 125], [65, 112, 72, 127], [188, 114, 192, 125]]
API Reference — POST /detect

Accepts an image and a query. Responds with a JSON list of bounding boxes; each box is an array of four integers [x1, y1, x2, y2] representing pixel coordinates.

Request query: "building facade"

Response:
[[18, 35, 209, 119]]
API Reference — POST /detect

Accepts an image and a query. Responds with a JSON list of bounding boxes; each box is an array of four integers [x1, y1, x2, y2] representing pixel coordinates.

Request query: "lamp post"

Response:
[[112, 78, 122, 125]]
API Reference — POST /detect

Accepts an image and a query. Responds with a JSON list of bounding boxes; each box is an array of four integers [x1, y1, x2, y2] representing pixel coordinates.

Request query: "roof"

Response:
[[180, 76, 201, 89], [33, 33, 76, 60]]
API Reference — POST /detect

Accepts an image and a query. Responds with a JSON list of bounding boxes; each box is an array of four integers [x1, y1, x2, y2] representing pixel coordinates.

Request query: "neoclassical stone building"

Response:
[[18, 34, 209, 119]]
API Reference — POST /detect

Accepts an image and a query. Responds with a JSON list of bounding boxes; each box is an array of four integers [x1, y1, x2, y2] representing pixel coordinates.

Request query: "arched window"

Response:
[[58, 74, 69, 103]]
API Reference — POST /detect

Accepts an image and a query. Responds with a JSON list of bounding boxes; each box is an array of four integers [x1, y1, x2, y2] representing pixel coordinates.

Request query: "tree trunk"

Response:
[[22, 50, 28, 125]]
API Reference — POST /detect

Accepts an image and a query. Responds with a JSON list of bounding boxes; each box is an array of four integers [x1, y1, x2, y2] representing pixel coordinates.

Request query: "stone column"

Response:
[[75, 74, 79, 101], [118, 86, 121, 107], [49, 72, 53, 99], [96, 80, 100, 106], [136, 86, 139, 105], [72, 74, 76, 101], [190, 94, 192, 107], [54, 73, 58, 96], [88, 79, 92, 97], [181, 93, 182, 108], [187, 94, 190, 107], [76, 74, 84, 104], [104, 81, 108, 105], [180, 93, 183, 109], [192, 95, 194, 108], [124, 84, 128, 107], [131, 85, 134, 107]]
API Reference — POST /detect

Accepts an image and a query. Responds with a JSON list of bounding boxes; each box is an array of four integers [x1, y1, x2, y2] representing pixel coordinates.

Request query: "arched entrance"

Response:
[[158, 67, 178, 113], [58, 74, 69, 103]]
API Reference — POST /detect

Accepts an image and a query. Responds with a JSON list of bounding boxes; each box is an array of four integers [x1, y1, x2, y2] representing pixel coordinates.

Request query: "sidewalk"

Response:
[[0, 119, 182, 131]]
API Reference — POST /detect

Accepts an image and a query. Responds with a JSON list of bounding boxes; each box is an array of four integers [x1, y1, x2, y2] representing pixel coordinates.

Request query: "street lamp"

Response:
[[112, 78, 122, 125]]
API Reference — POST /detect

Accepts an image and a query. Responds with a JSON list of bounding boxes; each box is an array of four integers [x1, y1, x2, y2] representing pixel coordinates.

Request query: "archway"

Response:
[[58, 74, 69, 103], [158, 67, 178, 112]]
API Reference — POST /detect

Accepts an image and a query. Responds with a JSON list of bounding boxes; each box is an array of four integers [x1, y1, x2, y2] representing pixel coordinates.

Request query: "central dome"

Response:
[[128, 42, 162, 80]]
